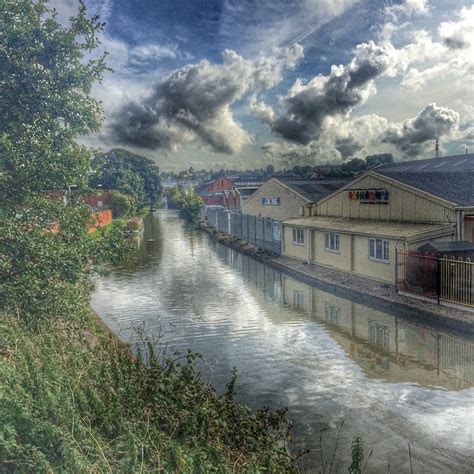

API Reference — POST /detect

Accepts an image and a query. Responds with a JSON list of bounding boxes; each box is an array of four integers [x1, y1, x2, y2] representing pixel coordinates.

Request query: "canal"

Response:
[[92, 210, 474, 472]]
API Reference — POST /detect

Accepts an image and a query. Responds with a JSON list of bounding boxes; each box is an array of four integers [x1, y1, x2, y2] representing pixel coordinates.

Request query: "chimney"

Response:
[[435, 138, 439, 157]]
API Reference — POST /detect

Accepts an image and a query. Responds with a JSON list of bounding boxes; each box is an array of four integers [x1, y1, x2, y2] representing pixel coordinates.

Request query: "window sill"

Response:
[[368, 257, 390, 264], [293, 242, 305, 246], [325, 248, 340, 254]]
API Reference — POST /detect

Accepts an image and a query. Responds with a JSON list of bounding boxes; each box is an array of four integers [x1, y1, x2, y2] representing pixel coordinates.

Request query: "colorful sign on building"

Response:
[[347, 188, 389, 204]]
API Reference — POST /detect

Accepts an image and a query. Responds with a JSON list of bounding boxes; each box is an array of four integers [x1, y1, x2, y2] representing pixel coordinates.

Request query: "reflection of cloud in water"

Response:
[[92, 210, 474, 473]]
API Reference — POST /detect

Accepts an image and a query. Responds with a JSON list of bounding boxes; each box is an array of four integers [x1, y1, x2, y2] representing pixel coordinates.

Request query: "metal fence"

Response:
[[203, 207, 282, 255], [396, 251, 474, 309]]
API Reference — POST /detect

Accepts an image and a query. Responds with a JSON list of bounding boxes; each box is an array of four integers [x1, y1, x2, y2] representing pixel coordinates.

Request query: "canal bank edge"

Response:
[[197, 219, 474, 336]]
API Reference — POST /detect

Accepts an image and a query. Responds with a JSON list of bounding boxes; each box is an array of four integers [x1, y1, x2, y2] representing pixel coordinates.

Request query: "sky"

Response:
[[52, 0, 474, 171]]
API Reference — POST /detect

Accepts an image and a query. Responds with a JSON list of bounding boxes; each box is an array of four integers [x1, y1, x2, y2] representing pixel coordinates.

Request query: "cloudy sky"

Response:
[[53, 0, 474, 171]]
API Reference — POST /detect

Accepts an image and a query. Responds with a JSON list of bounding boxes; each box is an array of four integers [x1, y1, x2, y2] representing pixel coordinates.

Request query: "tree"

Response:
[[165, 186, 203, 221], [366, 153, 394, 168], [0, 0, 125, 321], [266, 164, 275, 175], [90, 148, 162, 211], [109, 190, 134, 217]]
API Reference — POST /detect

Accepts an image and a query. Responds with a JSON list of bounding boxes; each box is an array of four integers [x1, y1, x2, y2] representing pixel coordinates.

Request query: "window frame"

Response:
[[368, 237, 390, 263], [292, 227, 305, 246], [324, 232, 340, 253]]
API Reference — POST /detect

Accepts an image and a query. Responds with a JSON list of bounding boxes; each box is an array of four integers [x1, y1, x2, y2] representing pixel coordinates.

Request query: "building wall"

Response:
[[464, 218, 474, 243], [88, 209, 113, 233], [83, 191, 111, 209], [352, 235, 399, 283], [312, 231, 352, 272], [207, 177, 234, 192], [242, 179, 307, 220], [283, 225, 309, 261], [284, 226, 402, 283], [317, 173, 455, 224]]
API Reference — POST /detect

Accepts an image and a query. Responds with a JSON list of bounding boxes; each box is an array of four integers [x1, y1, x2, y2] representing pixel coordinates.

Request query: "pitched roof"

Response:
[[419, 241, 474, 253], [375, 153, 474, 206], [275, 177, 351, 203]]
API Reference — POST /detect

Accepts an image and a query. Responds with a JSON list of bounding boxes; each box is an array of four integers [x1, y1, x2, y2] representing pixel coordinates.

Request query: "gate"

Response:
[[397, 250, 474, 309], [396, 251, 439, 299]]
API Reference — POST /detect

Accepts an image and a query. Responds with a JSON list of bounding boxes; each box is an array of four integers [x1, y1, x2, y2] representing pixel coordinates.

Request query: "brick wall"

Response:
[[88, 209, 113, 233]]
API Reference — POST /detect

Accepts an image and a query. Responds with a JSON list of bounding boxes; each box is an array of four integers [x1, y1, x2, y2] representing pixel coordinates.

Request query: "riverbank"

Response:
[[0, 307, 299, 471], [197, 219, 474, 334]]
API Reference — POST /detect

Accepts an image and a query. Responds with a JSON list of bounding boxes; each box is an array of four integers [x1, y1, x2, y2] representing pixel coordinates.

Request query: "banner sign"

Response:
[[348, 188, 389, 204], [261, 196, 281, 206]]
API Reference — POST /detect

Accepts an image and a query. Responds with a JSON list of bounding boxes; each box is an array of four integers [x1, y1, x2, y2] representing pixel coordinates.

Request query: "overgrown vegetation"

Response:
[[0, 314, 296, 472], [0, 0, 298, 471], [166, 185, 204, 222]]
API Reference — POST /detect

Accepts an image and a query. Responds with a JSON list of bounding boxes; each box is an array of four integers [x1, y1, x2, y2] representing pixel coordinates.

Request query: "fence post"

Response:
[[437, 255, 441, 305]]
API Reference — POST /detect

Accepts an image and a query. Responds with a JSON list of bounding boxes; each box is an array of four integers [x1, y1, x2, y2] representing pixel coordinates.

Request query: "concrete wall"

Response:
[[242, 179, 307, 220], [317, 173, 455, 224]]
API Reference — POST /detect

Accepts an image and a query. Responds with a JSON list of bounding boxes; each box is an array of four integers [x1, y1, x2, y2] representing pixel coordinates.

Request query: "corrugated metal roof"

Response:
[[275, 177, 351, 203], [419, 241, 474, 252], [375, 154, 474, 206], [283, 216, 455, 238]]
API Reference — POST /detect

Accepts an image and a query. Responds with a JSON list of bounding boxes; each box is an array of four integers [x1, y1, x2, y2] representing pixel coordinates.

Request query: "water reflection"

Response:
[[216, 243, 474, 391], [92, 210, 474, 472]]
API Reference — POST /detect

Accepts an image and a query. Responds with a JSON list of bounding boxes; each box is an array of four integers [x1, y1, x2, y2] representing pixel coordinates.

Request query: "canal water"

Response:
[[92, 210, 474, 472]]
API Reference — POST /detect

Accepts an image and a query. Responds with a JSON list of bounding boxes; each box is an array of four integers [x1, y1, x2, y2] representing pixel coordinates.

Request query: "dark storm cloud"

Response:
[[335, 137, 363, 158], [107, 46, 303, 154], [253, 41, 393, 144], [382, 103, 459, 156]]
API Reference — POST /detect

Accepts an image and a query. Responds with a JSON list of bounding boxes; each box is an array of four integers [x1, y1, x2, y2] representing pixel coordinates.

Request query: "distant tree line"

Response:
[[160, 154, 394, 182]]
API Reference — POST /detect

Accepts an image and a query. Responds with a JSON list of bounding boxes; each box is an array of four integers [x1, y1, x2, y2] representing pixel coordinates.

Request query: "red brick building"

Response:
[[82, 191, 111, 211], [195, 177, 240, 209]]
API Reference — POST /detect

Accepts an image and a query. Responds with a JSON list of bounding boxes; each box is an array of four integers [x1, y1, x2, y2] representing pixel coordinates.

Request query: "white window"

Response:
[[369, 238, 390, 262], [325, 232, 340, 252], [292, 227, 305, 245]]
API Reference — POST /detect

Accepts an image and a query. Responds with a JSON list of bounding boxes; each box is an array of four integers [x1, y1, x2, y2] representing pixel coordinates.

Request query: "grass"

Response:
[[0, 311, 298, 472]]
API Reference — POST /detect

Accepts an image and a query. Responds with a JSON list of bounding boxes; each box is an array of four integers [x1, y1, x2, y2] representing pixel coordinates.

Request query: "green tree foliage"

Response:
[[109, 189, 134, 217], [91, 148, 162, 211], [366, 153, 394, 168], [166, 186, 204, 222], [0, 0, 127, 321]]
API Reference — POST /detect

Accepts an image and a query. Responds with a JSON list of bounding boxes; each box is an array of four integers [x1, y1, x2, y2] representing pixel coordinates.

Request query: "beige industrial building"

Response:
[[241, 177, 350, 220], [282, 154, 474, 284]]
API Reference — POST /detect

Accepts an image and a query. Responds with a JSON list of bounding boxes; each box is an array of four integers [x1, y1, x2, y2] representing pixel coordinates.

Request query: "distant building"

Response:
[[282, 153, 474, 284], [196, 176, 264, 209], [83, 191, 111, 212], [242, 177, 351, 220]]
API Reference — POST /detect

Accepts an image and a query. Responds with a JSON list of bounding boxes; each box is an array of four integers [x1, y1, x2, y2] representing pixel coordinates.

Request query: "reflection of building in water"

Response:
[[215, 243, 474, 390], [280, 275, 474, 391]]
